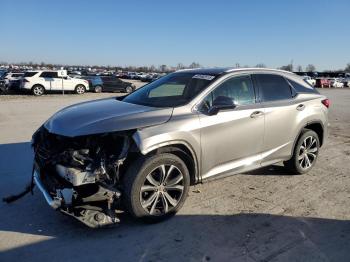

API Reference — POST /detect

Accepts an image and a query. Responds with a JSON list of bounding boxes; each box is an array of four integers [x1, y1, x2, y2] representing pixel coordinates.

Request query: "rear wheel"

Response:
[[94, 85, 103, 93], [284, 129, 320, 174], [32, 85, 45, 96], [75, 84, 86, 94], [123, 153, 190, 222]]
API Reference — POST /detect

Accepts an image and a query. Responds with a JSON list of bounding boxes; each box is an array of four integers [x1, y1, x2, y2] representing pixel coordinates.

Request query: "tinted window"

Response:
[[201, 75, 255, 111], [254, 74, 292, 102], [24, 72, 38, 77], [288, 78, 318, 94], [40, 71, 58, 78], [13, 73, 23, 77]]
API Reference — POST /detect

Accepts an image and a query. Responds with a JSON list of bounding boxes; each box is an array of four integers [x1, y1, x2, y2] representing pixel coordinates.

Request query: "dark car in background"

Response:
[[81, 75, 135, 93], [100, 75, 135, 93], [81, 76, 104, 93]]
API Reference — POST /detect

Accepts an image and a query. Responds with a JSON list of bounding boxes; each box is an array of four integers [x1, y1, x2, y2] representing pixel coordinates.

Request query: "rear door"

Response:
[[39, 71, 60, 90], [253, 74, 299, 164]]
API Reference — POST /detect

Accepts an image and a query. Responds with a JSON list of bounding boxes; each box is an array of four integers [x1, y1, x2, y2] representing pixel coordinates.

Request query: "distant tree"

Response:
[[305, 64, 316, 72], [296, 65, 303, 72], [234, 63, 241, 68], [159, 64, 168, 72], [255, 63, 266, 68], [345, 63, 350, 73], [149, 65, 156, 72], [177, 63, 185, 70], [189, 62, 200, 68], [280, 63, 293, 72]]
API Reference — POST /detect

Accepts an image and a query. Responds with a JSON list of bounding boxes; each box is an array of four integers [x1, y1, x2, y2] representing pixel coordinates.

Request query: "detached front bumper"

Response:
[[33, 169, 61, 209], [32, 164, 122, 228]]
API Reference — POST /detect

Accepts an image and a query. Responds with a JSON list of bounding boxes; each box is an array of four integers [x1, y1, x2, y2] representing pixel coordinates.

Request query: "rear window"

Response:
[[254, 74, 293, 102], [40, 71, 58, 78], [24, 72, 38, 77]]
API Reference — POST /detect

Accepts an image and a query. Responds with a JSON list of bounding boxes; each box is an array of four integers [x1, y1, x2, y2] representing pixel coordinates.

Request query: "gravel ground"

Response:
[[0, 87, 349, 262]]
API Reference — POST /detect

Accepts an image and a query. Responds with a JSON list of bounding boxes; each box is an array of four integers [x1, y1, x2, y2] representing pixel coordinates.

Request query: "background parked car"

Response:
[[0, 79, 7, 93], [21, 71, 89, 96], [302, 76, 316, 86], [341, 77, 350, 87], [81, 76, 104, 93], [316, 78, 331, 88], [100, 75, 135, 93], [330, 78, 344, 88]]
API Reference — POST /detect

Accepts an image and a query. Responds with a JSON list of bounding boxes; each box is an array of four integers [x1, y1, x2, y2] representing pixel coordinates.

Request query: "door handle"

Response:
[[250, 111, 264, 118], [296, 104, 305, 111]]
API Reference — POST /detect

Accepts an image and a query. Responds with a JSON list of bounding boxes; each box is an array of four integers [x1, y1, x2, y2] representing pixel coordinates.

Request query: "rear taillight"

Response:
[[322, 99, 330, 108]]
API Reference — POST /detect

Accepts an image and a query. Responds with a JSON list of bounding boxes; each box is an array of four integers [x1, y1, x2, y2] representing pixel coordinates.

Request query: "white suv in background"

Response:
[[21, 71, 89, 96]]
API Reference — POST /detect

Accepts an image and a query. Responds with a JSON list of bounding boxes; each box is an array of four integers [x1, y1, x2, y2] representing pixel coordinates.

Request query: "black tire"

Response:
[[284, 129, 320, 174], [94, 85, 103, 93], [125, 85, 134, 94], [31, 85, 45, 96], [123, 153, 190, 223], [75, 84, 86, 94]]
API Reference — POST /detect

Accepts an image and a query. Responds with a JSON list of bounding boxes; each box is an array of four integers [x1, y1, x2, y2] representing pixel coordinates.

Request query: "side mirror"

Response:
[[208, 96, 235, 115]]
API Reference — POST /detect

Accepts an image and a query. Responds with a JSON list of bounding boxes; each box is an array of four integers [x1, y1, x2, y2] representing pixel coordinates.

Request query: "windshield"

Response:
[[122, 72, 218, 107]]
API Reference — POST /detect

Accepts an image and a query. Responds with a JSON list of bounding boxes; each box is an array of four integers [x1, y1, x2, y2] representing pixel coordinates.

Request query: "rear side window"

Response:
[[254, 74, 292, 102], [24, 72, 38, 77], [287, 79, 318, 94], [40, 71, 58, 78]]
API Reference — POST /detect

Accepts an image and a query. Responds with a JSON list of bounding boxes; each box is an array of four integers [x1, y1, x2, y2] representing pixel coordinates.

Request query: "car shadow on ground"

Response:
[[242, 165, 297, 176], [1, 142, 349, 262]]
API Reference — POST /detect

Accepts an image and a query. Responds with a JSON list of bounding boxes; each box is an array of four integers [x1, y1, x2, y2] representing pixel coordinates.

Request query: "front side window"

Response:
[[254, 74, 292, 102], [201, 75, 255, 111], [122, 72, 218, 107]]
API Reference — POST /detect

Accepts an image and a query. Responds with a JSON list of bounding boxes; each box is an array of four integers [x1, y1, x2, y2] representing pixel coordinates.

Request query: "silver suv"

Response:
[[31, 68, 329, 227]]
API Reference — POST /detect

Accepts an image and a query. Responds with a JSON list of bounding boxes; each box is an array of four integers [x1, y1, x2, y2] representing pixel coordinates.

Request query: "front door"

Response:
[[198, 74, 265, 179]]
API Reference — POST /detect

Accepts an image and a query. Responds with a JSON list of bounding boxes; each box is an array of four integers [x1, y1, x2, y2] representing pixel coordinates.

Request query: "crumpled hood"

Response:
[[44, 98, 173, 137]]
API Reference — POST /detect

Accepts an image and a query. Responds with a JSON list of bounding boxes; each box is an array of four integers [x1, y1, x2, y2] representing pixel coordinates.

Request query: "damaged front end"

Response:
[[31, 126, 134, 228]]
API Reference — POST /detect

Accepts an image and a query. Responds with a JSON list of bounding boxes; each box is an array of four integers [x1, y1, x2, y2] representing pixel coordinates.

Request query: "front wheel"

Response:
[[75, 84, 86, 94], [284, 129, 320, 174], [125, 85, 134, 94], [123, 153, 190, 222]]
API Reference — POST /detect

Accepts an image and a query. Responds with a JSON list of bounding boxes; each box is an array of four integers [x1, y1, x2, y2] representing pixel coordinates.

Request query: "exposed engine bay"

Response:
[[31, 126, 136, 228]]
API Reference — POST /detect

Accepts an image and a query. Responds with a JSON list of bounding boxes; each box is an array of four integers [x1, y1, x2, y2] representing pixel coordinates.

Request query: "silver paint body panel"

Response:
[[44, 68, 328, 182]]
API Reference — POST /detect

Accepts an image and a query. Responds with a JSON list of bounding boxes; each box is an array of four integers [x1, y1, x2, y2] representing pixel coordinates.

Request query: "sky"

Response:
[[1, 0, 349, 70]]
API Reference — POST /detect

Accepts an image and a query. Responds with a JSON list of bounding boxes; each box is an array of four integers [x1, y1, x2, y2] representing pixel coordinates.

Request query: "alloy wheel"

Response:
[[126, 86, 133, 93], [298, 136, 318, 169], [33, 86, 44, 96], [140, 164, 184, 216], [76, 85, 85, 94]]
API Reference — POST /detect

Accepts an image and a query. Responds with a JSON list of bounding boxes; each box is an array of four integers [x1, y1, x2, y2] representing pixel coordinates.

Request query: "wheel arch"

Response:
[[292, 121, 325, 155], [133, 139, 200, 185]]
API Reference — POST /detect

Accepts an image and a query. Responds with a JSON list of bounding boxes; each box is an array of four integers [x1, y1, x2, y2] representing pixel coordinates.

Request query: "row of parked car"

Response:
[[0, 70, 139, 96], [303, 76, 350, 88], [116, 71, 164, 82]]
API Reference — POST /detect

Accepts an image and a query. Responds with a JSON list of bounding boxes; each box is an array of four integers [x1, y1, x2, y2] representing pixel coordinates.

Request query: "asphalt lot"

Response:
[[0, 87, 349, 261]]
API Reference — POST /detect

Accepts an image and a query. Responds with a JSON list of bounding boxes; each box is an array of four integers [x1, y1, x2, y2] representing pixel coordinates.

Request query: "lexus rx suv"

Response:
[[31, 68, 329, 227]]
